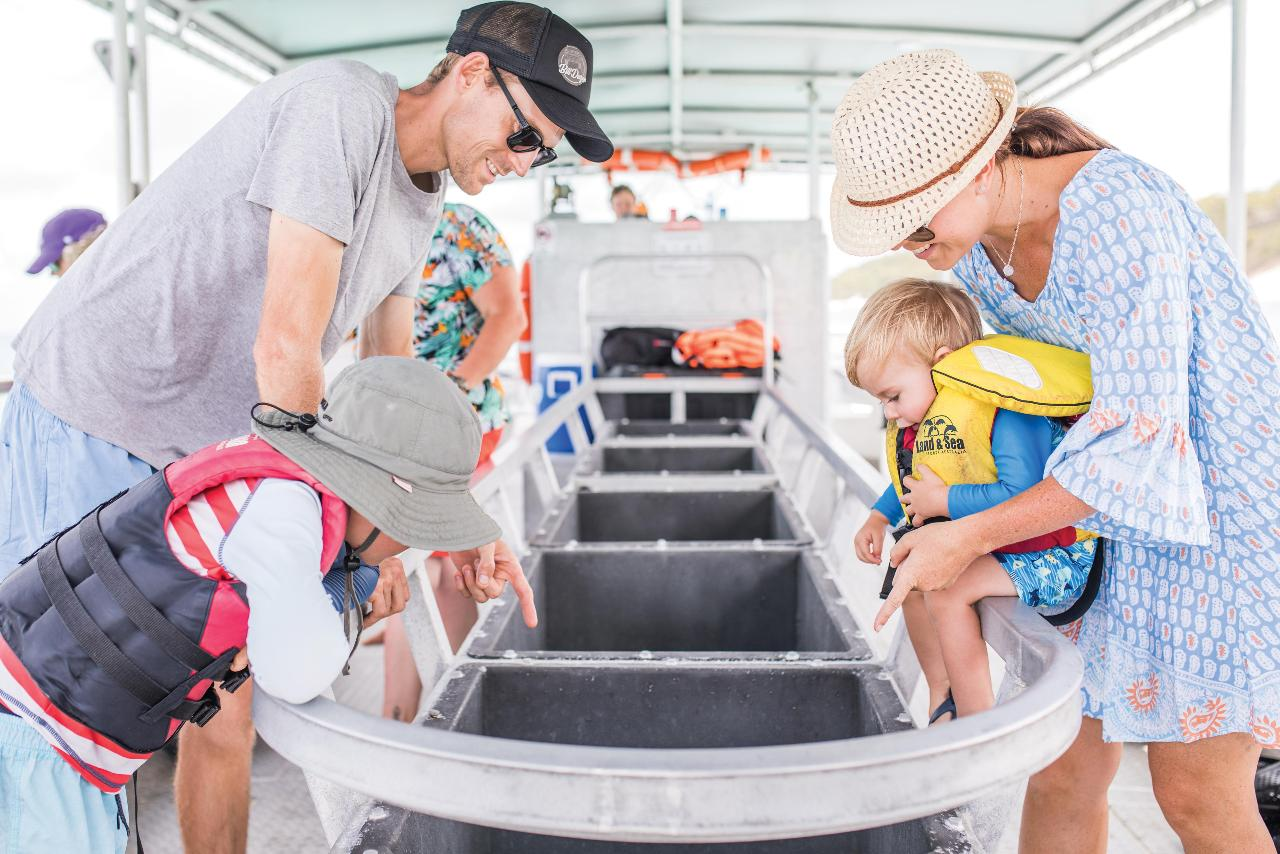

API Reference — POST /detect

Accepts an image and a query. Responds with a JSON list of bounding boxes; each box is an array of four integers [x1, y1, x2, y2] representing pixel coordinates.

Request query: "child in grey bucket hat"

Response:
[[0, 360, 537, 854], [255, 357, 500, 551], [254, 356, 539, 628]]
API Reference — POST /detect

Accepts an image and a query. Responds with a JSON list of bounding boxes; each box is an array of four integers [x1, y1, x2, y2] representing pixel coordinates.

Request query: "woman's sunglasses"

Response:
[[490, 68, 557, 168]]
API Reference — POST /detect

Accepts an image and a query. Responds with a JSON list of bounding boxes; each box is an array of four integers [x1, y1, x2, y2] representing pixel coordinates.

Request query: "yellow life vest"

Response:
[[885, 334, 1096, 549]]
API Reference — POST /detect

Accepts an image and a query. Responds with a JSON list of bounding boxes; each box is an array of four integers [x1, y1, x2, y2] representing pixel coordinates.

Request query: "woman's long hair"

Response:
[[997, 106, 1114, 161]]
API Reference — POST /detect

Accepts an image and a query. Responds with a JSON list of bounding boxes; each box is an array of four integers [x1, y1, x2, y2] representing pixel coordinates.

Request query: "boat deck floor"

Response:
[[137, 638, 1183, 853]]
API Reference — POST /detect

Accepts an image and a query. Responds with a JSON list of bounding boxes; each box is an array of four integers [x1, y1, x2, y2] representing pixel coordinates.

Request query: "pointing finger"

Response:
[[874, 572, 914, 631]]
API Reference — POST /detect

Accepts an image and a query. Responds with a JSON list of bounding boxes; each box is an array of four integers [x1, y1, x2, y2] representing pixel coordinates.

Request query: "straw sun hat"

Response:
[[830, 49, 1017, 257]]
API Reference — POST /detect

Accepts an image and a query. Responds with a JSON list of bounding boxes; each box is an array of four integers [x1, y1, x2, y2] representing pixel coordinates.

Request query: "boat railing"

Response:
[[252, 377, 1083, 849]]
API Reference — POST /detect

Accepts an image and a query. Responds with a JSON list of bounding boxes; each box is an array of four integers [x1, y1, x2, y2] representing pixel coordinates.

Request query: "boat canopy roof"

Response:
[[88, 0, 1222, 165]]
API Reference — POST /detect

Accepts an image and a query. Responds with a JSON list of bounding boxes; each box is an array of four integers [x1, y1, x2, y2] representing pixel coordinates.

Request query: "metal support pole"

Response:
[[667, 0, 683, 153], [112, 0, 134, 210], [1227, 0, 1247, 267], [807, 80, 820, 220], [132, 0, 151, 190]]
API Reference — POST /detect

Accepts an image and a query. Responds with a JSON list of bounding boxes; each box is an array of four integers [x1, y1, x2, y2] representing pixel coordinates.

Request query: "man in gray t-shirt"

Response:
[[0, 3, 611, 851], [15, 59, 445, 468]]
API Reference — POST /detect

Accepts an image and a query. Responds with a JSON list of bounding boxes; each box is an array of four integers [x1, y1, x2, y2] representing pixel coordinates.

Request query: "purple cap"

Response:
[[26, 208, 107, 275]]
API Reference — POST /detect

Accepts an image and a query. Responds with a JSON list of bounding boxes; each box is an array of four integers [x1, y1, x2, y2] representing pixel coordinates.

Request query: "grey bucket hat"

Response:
[[254, 357, 501, 552]]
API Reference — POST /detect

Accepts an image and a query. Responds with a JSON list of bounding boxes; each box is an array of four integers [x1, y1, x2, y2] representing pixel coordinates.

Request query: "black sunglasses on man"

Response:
[[490, 66, 558, 168]]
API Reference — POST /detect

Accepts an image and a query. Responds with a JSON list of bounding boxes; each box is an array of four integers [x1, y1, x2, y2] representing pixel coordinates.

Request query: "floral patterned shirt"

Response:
[[412, 203, 514, 432]]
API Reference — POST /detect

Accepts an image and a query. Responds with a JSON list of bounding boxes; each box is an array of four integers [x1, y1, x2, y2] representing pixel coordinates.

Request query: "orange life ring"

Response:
[[683, 148, 771, 179], [518, 258, 533, 383], [600, 148, 681, 174]]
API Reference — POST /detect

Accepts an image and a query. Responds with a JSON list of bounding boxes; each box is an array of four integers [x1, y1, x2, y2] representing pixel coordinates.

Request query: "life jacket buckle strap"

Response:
[[187, 692, 222, 727], [137, 647, 240, 725], [221, 666, 251, 694]]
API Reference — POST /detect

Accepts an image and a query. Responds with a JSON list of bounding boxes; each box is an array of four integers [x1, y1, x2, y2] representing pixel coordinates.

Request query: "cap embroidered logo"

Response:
[[557, 45, 587, 86]]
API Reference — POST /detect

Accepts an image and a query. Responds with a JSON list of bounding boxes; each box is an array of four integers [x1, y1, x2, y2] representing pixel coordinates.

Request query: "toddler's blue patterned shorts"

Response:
[[995, 537, 1097, 610]]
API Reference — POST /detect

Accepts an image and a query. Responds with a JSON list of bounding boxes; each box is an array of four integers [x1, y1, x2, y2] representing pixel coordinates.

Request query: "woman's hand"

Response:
[[900, 464, 949, 525], [874, 519, 981, 631], [853, 511, 890, 563], [874, 476, 1095, 631]]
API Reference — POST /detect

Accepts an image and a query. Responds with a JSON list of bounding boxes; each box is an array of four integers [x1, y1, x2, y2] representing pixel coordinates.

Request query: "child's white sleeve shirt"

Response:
[[218, 477, 351, 703]]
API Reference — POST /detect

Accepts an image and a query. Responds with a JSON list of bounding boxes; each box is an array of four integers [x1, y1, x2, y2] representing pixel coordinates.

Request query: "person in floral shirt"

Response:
[[413, 202, 523, 439], [381, 202, 527, 721]]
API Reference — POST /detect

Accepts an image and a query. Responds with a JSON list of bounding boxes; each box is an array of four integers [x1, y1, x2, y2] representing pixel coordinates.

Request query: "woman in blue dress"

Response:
[[831, 50, 1279, 851]]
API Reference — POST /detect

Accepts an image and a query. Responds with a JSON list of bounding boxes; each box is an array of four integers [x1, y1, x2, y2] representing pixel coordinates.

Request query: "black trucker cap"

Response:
[[447, 2, 614, 162]]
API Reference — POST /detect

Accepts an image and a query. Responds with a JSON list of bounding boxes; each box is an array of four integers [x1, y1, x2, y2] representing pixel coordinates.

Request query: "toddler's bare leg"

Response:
[[922, 555, 1017, 717], [901, 590, 951, 716]]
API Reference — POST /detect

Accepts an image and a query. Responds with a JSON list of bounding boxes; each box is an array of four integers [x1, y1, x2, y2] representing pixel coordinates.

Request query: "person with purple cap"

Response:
[[0, 3, 611, 851], [25, 208, 107, 277]]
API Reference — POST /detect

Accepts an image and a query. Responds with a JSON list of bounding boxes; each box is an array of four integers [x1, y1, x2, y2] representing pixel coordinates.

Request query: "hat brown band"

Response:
[[846, 101, 1006, 209]]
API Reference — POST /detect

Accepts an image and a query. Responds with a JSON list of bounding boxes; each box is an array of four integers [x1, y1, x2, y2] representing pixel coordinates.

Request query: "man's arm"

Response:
[[358, 294, 415, 359], [450, 265, 526, 389], [253, 211, 344, 411]]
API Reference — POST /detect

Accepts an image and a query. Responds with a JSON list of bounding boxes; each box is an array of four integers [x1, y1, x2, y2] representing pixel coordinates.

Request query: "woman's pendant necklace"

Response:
[[989, 158, 1025, 279]]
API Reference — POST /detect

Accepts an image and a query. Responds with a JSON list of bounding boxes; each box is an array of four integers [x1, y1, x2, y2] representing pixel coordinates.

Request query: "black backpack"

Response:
[[600, 327, 682, 371]]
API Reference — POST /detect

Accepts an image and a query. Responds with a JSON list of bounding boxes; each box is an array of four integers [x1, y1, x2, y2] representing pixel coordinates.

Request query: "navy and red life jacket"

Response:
[[0, 435, 347, 793]]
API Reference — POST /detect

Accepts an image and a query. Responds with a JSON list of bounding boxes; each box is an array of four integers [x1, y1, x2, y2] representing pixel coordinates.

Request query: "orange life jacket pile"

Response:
[[673, 319, 781, 370]]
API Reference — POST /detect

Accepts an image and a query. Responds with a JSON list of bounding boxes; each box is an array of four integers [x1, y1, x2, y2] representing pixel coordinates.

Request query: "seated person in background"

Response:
[[25, 208, 108, 277], [846, 278, 1096, 724], [611, 184, 645, 220], [0, 358, 536, 854]]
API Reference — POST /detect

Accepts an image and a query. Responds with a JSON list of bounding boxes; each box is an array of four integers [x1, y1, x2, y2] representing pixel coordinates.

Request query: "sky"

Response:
[[2, 0, 1279, 378]]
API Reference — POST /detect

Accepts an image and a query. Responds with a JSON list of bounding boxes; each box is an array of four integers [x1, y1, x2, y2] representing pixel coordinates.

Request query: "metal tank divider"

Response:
[[252, 378, 1083, 852]]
